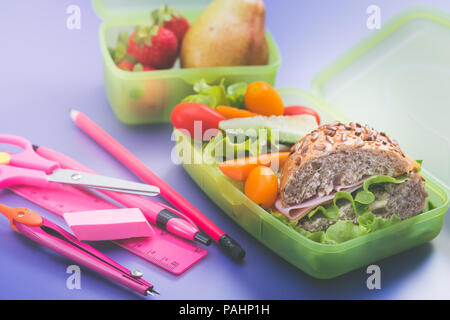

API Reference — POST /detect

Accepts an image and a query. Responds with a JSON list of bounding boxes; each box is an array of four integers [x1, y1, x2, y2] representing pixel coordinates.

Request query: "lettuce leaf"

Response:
[[357, 212, 401, 232], [202, 130, 283, 164], [323, 220, 368, 244], [226, 82, 248, 109], [270, 174, 415, 244], [182, 79, 228, 108], [182, 94, 217, 106], [270, 212, 325, 242], [308, 191, 370, 220], [182, 79, 248, 109], [271, 212, 298, 229], [294, 227, 326, 243], [423, 198, 436, 212], [271, 211, 369, 244], [272, 210, 401, 245], [355, 175, 408, 205]]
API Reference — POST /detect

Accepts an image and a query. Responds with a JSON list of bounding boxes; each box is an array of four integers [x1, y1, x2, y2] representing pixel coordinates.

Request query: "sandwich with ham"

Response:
[[275, 121, 428, 236]]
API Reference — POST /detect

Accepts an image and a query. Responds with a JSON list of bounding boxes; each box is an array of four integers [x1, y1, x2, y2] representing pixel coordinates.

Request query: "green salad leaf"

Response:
[[357, 212, 401, 232], [202, 130, 283, 164], [308, 191, 368, 220], [271, 213, 298, 229], [202, 132, 224, 165], [269, 174, 426, 244], [272, 210, 400, 245], [182, 79, 228, 108], [355, 175, 408, 204], [182, 79, 248, 109], [295, 227, 326, 243], [323, 220, 368, 244], [203, 132, 254, 164], [423, 198, 436, 212], [226, 82, 248, 109], [182, 94, 217, 106]]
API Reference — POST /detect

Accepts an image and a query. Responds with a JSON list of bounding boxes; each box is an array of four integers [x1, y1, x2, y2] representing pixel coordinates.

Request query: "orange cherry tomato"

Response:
[[244, 81, 284, 116], [245, 166, 278, 209]]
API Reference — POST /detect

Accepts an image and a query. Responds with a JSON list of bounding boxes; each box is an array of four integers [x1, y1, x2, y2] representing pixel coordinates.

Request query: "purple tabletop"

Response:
[[1, 0, 450, 300]]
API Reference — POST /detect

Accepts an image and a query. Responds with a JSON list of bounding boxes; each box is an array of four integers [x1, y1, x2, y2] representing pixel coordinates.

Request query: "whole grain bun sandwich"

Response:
[[275, 121, 428, 233]]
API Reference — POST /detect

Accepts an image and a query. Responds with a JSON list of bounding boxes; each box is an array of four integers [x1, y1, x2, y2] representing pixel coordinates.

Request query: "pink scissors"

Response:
[[0, 203, 159, 296], [0, 134, 160, 196]]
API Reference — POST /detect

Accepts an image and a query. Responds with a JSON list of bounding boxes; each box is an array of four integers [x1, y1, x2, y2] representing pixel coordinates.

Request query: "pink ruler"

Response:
[[9, 173, 206, 275]]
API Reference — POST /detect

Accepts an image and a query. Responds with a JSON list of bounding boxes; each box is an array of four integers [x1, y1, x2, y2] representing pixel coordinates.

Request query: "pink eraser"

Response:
[[63, 208, 154, 241]]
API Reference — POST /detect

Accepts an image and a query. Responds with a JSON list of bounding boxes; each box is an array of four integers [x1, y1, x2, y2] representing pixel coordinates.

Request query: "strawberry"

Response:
[[143, 65, 156, 71], [127, 25, 178, 69], [133, 63, 157, 72], [151, 5, 190, 43], [117, 58, 135, 71]]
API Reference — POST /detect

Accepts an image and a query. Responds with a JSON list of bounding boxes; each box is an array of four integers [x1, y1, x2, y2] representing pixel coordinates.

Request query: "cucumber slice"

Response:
[[219, 115, 318, 144]]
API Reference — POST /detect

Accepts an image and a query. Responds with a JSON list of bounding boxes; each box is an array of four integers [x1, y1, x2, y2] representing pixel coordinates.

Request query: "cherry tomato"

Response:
[[244, 81, 284, 116], [284, 105, 321, 125], [245, 166, 278, 209], [170, 102, 226, 140]]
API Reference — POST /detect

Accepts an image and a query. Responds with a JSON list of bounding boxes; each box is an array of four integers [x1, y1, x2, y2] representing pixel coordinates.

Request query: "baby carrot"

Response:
[[218, 152, 291, 181], [216, 106, 259, 119]]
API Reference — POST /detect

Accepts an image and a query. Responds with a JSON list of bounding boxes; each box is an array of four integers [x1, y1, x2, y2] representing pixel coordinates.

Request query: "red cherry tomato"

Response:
[[170, 102, 226, 140], [284, 105, 321, 125]]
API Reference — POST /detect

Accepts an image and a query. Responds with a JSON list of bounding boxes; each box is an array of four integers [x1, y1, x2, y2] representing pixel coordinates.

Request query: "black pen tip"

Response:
[[218, 234, 246, 261]]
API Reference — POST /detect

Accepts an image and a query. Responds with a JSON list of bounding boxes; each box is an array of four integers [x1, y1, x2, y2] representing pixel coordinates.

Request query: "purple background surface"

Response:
[[1, 0, 450, 300]]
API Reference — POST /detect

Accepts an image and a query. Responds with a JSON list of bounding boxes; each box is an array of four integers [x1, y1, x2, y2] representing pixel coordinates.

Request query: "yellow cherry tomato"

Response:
[[245, 166, 278, 209], [244, 81, 284, 116]]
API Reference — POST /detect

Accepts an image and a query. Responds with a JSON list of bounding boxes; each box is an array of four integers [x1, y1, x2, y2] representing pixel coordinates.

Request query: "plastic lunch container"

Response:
[[174, 6, 450, 279], [92, 0, 281, 125]]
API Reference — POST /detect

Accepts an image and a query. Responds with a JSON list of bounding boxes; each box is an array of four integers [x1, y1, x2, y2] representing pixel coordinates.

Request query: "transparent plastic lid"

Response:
[[311, 6, 450, 189], [92, 0, 210, 20]]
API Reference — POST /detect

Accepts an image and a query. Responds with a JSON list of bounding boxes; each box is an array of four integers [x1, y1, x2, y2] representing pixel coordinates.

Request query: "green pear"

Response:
[[181, 0, 269, 68]]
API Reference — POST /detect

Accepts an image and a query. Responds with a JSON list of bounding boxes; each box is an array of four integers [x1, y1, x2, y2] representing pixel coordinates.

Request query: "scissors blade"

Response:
[[46, 169, 160, 197]]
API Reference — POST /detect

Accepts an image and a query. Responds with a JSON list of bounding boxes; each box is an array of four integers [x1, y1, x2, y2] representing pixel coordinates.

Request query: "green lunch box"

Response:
[[92, 0, 281, 125], [174, 6, 450, 279]]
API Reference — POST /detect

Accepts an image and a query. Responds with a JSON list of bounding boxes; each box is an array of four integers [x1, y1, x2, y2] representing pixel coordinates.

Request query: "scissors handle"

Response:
[[0, 165, 48, 189], [0, 134, 59, 174]]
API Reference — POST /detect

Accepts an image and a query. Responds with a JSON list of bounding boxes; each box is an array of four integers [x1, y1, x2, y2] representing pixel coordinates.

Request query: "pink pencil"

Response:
[[70, 110, 245, 261]]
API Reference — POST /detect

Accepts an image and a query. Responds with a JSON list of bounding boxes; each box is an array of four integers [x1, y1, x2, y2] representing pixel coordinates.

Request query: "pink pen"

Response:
[[0, 203, 159, 296], [34, 145, 211, 246]]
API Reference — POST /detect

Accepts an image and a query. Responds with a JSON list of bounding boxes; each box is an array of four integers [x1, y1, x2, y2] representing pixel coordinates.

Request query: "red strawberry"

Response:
[[143, 65, 156, 71], [151, 5, 190, 43], [133, 63, 157, 72], [117, 58, 134, 71], [127, 25, 178, 69]]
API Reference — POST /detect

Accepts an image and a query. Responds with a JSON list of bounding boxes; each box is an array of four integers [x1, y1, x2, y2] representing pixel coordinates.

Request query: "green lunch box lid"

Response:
[[308, 6, 450, 190], [92, 0, 210, 20]]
